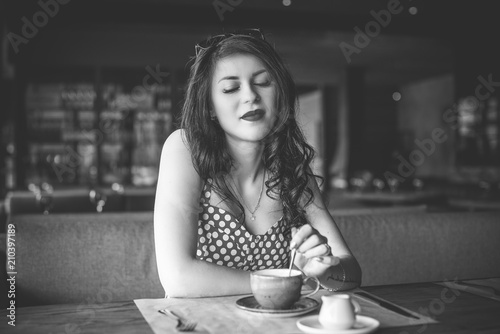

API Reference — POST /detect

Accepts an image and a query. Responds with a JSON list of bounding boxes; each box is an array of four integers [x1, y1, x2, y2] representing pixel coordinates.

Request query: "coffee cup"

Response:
[[250, 268, 320, 310], [318, 294, 361, 330]]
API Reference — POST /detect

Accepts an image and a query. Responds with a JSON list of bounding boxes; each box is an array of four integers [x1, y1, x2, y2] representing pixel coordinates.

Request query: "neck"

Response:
[[226, 136, 265, 183]]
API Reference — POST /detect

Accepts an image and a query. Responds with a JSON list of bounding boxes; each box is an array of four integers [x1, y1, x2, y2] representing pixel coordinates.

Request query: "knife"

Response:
[[354, 291, 420, 320], [455, 280, 500, 296]]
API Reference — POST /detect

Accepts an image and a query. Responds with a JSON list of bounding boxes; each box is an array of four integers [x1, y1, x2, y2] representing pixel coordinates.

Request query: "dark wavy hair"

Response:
[[181, 31, 319, 228]]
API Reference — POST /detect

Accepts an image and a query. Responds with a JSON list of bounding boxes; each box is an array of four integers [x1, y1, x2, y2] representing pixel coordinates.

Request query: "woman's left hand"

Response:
[[290, 224, 340, 277]]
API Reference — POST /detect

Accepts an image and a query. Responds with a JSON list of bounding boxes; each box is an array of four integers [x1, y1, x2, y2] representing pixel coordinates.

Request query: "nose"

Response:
[[242, 83, 260, 104]]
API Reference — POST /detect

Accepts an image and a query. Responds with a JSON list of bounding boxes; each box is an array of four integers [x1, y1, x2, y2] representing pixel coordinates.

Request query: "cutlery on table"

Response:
[[354, 291, 420, 320], [158, 308, 197, 332], [455, 280, 500, 296]]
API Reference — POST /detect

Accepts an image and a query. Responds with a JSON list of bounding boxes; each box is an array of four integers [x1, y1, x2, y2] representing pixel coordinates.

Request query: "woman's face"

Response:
[[210, 54, 278, 144]]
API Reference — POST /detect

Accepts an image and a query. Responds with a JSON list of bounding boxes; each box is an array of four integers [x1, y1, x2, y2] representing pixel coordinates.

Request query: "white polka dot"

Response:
[[205, 191, 211, 198], [196, 204, 295, 269]]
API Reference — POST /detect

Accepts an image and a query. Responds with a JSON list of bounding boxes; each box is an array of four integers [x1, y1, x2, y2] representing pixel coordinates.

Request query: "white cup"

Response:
[[318, 294, 361, 330]]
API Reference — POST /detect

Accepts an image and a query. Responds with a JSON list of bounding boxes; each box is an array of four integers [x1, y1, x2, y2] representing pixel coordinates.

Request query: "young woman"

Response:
[[154, 29, 361, 297]]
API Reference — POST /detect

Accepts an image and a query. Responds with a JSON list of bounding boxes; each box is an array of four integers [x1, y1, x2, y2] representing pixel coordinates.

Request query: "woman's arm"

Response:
[[291, 175, 362, 290], [154, 129, 251, 297]]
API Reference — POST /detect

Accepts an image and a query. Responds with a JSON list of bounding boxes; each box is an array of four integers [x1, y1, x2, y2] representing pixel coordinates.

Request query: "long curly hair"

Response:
[[181, 31, 319, 228]]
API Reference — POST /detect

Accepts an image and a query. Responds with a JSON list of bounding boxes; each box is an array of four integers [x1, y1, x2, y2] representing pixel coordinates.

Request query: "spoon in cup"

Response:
[[288, 248, 297, 276]]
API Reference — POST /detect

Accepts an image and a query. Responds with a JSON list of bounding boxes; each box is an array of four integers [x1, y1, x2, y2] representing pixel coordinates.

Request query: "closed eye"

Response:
[[222, 86, 239, 93], [254, 80, 271, 87]]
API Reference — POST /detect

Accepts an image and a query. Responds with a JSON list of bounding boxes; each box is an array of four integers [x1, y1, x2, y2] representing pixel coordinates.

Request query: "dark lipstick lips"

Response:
[[241, 109, 264, 121]]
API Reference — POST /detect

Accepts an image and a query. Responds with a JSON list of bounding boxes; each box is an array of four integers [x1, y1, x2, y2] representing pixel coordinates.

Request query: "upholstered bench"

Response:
[[1, 211, 499, 308], [0, 212, 163, 308]]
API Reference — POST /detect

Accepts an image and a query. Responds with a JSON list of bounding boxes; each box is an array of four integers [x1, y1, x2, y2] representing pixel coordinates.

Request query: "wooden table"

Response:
[[2, 279, 499, 334]]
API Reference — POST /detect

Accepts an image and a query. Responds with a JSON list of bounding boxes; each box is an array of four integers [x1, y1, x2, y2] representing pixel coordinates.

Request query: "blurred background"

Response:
[[1, 0, 499, 217]]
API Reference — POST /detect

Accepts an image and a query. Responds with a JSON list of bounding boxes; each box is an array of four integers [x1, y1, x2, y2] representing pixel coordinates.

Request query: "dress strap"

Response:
[[200, 178, 213, 205]]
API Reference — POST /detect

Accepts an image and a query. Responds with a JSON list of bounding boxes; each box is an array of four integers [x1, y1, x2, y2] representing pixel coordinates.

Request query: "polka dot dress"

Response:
[[196, 179, 292, 271]]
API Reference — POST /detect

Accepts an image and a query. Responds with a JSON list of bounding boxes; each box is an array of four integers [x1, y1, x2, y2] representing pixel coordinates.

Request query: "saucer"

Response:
[[235, 296, 320, 317], [296, 315, 380, 334]]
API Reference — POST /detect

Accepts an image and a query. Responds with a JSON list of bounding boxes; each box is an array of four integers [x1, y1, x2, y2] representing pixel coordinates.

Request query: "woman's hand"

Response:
[[291, 224, 340, 277]]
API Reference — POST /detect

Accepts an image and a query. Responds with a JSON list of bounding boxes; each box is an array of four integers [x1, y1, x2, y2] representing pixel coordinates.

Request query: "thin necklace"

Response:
[[230, 170, 266, 221]]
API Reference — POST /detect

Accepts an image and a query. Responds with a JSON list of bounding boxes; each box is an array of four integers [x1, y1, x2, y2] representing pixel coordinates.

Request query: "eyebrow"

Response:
[[217, 69, 268, 84]]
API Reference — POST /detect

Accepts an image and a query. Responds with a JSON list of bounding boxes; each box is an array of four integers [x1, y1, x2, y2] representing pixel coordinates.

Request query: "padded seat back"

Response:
[[2, 211, 499, 307], [3, 212, 163, 307]]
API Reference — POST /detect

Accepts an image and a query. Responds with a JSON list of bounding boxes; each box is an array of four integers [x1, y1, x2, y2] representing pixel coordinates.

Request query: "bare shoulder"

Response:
[[158, 128, 201, 189], [163, 128, 189, 153], [161, 129, 197, 169]]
